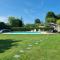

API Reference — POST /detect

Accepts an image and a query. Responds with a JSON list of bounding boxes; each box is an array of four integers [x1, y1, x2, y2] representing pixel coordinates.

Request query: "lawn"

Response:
[[0, 34, 60, 60]]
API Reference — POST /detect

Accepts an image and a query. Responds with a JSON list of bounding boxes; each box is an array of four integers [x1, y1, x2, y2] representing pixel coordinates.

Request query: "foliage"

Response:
[[46, 11, 56, 18], [0, 22, 10, 29], [11, 27, 34, 31], [11, 27, 26, 31], [35, 18, 41, 24], [45, 11, 56, 24], [8, 16, 15, 26], [56, 19, 60, 25], [56, 14, 60, 19], [25, 24, 35, 28], [46, 18, 56, 23], [1, 11, 60, 31], [44, 26, 54, 31], [8, 16, 24, 27], [35, 23, 41, 28]]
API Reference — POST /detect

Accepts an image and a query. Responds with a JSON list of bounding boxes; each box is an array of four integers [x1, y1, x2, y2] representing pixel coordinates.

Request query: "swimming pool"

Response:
[[3, 31, 41, 34]]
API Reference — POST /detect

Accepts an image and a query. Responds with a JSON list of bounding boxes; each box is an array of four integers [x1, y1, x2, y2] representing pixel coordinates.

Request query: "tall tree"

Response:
[[34, 18, 41, 28], [8, 16, 24, 27], [8, 16, 16, 27], [45, 11, 56, 24], [16, 18, 24, 27], [35, 18, 41, 24]]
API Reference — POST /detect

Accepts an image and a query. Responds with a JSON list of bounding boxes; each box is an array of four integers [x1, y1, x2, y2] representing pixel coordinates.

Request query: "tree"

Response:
[[46, 11, 56, 18], [8, 16, 16, 27], [56, 19, 60, 25], [46, 18, 56, 23], [14, 18, 24, 27], [8, 16, 24, 27], [0, 22, 10, 29], [56, 14, 60, 19], [24, 24, 35, 31], [35, 18, 41, 24], [34, 18, 41, 28], [25, 24, 35, 28], [45, 11, 56, 24]]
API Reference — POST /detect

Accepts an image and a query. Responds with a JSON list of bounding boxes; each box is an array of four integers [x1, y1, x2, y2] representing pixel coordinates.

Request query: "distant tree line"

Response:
[[0, 11, 60, 31], [0, 16, 41, 31]]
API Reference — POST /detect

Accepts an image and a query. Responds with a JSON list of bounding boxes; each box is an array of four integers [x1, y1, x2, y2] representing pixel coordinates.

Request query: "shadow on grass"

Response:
[[0, 39, 21, 53]]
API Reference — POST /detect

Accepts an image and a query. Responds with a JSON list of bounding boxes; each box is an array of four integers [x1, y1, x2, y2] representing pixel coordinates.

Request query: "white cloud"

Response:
[[0, 16, 8, 23]]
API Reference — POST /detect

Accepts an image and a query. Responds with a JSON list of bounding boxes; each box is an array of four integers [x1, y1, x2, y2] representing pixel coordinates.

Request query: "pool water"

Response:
[[3, 31, 41, 34]]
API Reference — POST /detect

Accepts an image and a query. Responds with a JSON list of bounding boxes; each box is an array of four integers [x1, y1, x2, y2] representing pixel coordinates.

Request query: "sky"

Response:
[[0, 0, 60, 24]]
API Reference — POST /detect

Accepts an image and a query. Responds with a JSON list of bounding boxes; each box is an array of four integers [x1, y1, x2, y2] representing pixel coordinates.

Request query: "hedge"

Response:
[[11, 27, 54, 31]]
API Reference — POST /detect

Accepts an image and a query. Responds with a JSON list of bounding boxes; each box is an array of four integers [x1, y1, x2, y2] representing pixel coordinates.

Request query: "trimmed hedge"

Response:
[[11, 27, 54, 31], [11, 27, 34, 31]]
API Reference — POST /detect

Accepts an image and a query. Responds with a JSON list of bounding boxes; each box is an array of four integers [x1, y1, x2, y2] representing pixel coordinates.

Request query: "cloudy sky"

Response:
[[0, 0, 60, 23]]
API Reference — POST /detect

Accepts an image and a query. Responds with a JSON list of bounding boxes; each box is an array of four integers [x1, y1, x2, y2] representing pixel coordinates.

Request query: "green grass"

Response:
[[0, 34, 60, 60]]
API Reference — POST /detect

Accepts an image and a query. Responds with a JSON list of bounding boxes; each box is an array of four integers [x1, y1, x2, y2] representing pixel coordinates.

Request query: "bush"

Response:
[[44, 26, 54, 31], [11, 26, 54, 31], [11, 27, 34, 31], [11, 27, 26, 31]]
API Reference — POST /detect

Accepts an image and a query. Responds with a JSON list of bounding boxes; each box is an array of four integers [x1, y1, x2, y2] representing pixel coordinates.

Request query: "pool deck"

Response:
[[41, 31, 55, 34]]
